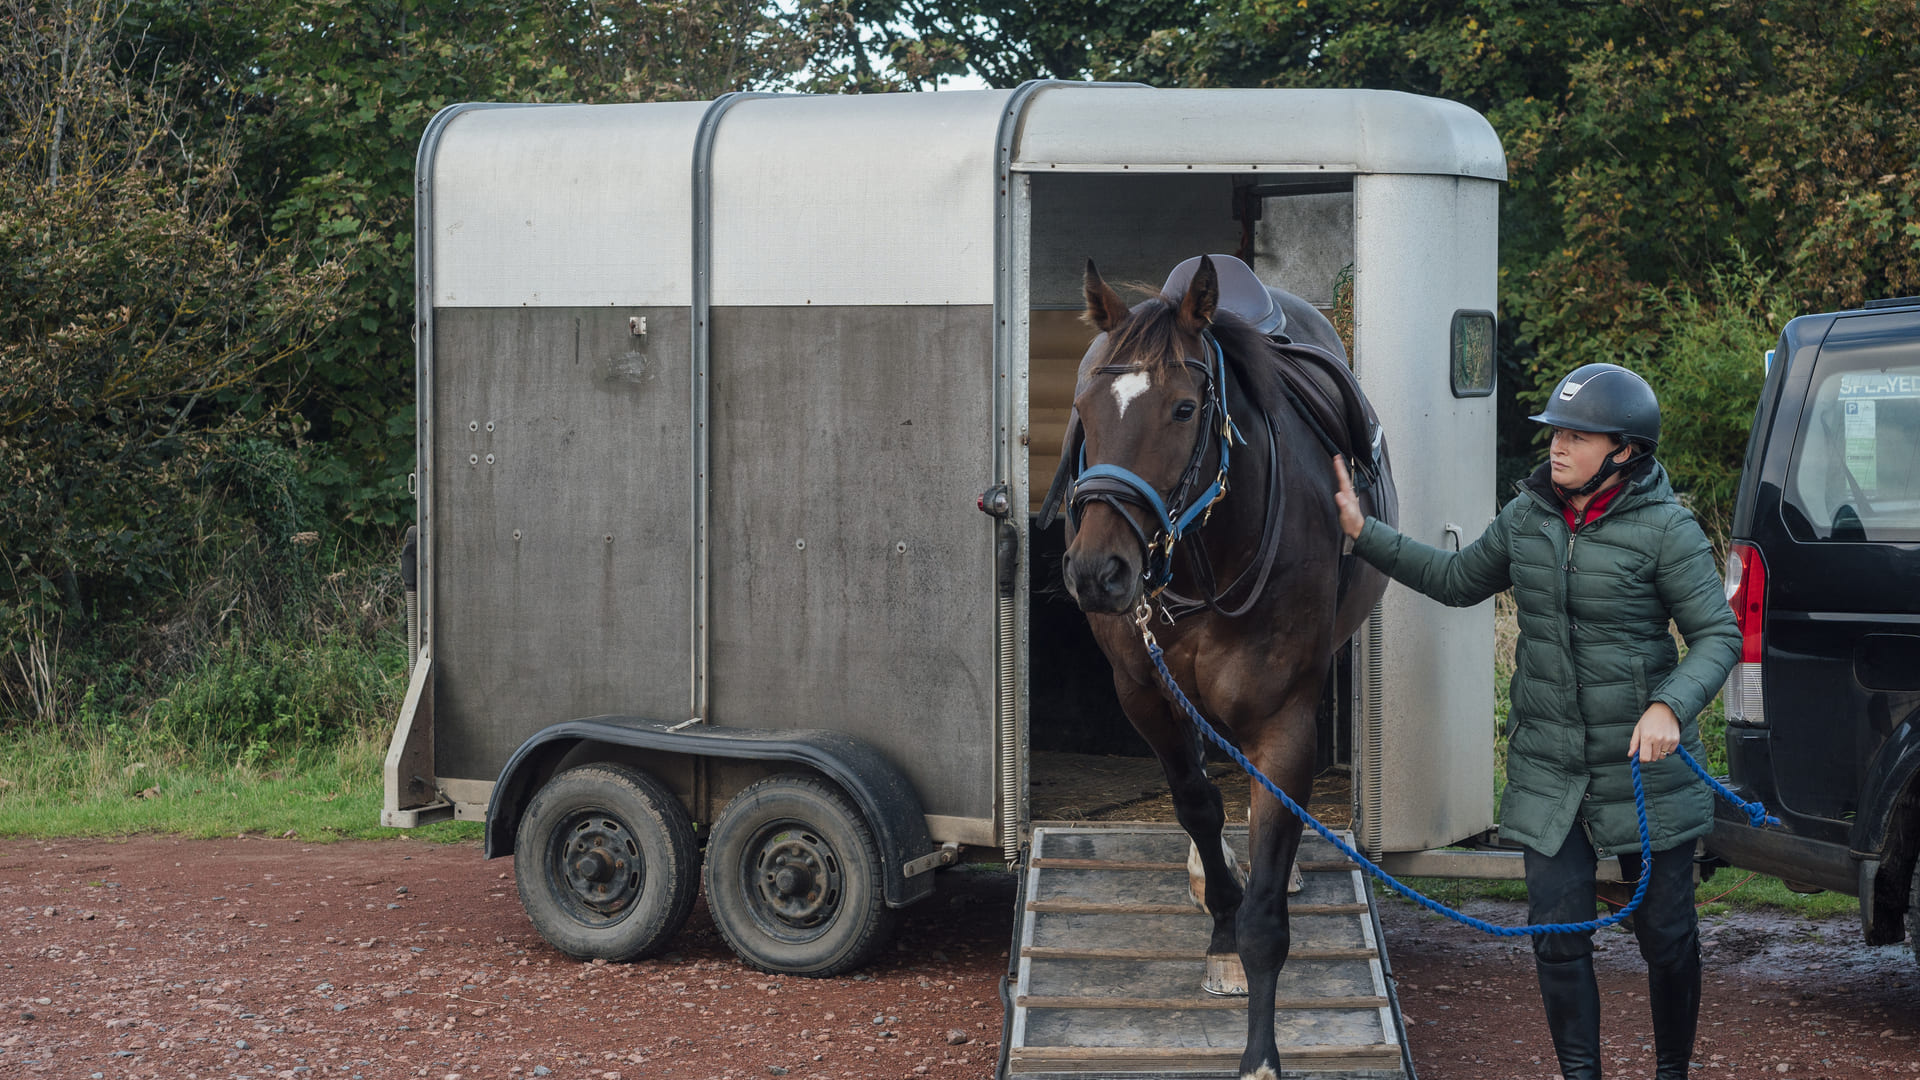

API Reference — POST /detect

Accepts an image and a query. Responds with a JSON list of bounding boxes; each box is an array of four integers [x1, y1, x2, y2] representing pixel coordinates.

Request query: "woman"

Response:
[[1332, 362, 1739, 1080]]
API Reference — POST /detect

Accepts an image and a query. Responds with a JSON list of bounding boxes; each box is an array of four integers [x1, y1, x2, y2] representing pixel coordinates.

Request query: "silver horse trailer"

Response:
[[386, 83, 1504, 1075]]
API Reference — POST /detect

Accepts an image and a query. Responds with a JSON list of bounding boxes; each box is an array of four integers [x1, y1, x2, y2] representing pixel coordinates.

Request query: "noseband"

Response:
[[1068, 331, 1243, 596]]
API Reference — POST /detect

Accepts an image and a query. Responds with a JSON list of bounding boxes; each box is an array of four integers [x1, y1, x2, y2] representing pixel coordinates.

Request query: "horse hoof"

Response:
[[1202, 952, 1248, 997]]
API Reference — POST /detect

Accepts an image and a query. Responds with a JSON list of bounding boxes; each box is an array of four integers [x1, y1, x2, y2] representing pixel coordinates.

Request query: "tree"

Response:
[[1, 0, 345, 624]]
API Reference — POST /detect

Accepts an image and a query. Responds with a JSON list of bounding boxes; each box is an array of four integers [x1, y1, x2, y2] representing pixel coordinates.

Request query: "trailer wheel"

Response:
[[514, 763, 698, 961], [703, 774, 898, 977]]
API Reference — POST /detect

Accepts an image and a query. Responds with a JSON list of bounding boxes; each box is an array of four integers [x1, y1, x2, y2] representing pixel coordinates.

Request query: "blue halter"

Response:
[[1068, 332, 1244, 596]]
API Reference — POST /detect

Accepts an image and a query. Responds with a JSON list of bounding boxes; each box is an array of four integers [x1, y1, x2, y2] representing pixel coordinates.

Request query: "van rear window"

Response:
[[1783, 361, 1920, 541]]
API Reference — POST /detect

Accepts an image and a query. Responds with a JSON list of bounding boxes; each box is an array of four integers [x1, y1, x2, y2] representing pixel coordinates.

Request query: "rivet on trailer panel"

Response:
[[485, 454, 495, 465], [895, 542, 908, 555], [794, 539, 806, 551], [468, 454, 479, 466], [486, 421, 495, 432], [469, 420, 478, 432]]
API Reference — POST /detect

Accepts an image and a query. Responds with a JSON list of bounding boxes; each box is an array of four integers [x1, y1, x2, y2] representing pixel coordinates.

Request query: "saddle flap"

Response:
[[1274, 342, 1381, 476]]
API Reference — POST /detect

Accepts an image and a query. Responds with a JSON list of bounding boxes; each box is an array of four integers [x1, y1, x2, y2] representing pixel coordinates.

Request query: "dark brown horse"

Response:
[[1045, 255, 1396, 1080]]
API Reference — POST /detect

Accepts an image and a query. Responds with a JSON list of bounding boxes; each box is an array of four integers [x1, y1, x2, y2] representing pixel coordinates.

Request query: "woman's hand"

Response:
[[1629, 702, 1681, 763], [1332, 455, 1366, 540]]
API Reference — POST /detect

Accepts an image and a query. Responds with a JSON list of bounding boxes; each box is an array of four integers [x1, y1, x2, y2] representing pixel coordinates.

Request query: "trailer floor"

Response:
[[1005, 824, 1412, 1079], [1028, 753, 1353, 830]]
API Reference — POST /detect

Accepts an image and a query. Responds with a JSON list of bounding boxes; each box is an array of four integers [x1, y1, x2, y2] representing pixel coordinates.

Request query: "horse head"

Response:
[[1062, 256, 1229, 614]]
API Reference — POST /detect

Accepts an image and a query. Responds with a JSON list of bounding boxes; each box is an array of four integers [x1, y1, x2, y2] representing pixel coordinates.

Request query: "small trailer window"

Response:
[[1450, 310, 1495, 397], [1784, 361, 1920, 541]]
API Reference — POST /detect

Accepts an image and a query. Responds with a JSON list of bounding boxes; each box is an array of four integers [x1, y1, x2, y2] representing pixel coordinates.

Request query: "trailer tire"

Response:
[[703, 774, 898, 977], [514, 763, 698, 962]]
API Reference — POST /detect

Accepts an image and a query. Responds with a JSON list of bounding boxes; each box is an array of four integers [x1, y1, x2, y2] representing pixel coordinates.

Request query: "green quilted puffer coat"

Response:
[[1352, 461, 1740, 858]]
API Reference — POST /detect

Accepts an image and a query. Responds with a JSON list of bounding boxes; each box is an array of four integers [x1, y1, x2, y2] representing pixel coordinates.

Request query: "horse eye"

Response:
[[1173, 401, 1198, 422]]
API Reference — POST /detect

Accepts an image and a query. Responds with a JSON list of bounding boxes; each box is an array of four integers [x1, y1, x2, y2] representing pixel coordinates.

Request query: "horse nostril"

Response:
[[1098, 555, 1129, 595]]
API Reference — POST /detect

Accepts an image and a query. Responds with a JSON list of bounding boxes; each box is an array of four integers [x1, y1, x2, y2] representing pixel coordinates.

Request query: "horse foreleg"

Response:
[[1125, 690, 1243, 960], [1235, 735, 1314, 1080]]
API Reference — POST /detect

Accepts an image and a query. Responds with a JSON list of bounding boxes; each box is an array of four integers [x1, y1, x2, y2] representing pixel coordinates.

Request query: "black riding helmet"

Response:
[[1528, 363, 1661, 496]]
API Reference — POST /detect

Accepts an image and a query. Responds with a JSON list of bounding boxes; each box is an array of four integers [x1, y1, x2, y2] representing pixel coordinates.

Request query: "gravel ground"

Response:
[[3, 835, 1917, 1080]]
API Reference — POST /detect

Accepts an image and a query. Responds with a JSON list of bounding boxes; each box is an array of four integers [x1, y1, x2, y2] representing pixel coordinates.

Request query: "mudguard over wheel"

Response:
[[703, 774, 899, 977], [514, 763, 699, 961]]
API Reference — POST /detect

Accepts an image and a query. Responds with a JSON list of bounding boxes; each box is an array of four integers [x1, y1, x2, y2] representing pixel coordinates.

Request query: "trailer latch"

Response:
[[902, 842, 961, 878]]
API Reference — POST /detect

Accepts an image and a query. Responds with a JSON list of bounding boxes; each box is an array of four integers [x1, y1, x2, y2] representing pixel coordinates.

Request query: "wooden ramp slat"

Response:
[[1020, 945, 1377, 962], [1033, 857, 1359, 873], [1019, 994, 1390, 1012], [1025, 900, 1371, 916], [1007, 824, 1408, 1079], [1009, 1044, 1404, 1072]]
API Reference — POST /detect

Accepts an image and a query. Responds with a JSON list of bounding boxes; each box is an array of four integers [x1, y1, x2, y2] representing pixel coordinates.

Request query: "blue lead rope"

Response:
[[1141, 631, 1781, 937]]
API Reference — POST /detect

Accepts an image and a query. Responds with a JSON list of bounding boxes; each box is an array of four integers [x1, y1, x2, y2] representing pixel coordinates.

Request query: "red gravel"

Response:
[[3, 836, 1918, 1080]]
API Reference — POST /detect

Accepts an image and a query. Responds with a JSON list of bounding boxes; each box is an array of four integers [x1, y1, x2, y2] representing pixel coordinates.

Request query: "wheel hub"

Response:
[[551, 814, 643, 920], [752, 831, 839, 927]]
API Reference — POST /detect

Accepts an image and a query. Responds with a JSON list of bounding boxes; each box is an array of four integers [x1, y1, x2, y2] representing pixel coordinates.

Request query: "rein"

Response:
[[1131, 602, 1783, 937]]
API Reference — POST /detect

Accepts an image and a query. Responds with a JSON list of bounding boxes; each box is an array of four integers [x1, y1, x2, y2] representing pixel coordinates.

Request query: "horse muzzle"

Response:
[[1062, 547, 1142, 613]]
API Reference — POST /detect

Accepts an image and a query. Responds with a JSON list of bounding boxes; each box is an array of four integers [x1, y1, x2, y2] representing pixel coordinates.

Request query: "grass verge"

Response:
[[0, 719, 477, 842]]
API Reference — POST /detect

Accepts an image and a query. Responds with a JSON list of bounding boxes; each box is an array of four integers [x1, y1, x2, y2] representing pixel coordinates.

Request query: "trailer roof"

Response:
[[422, 86, 1504, 309], [1012, 86, 1506, 180]]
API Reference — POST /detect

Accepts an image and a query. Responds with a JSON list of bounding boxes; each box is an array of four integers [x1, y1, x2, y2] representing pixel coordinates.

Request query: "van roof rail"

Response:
[[1862, 295, 1920, 310]]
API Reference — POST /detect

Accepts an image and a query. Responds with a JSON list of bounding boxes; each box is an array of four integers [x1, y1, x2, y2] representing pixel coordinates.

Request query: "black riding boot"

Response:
[[1647, 944, 1701, 1079], [1536, 954, 1603, 1080]]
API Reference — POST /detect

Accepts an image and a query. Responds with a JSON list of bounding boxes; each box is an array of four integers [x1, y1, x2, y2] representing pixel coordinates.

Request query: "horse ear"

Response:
[[1083, 258, 1129, 333], [1178, 254, 1219, 331]]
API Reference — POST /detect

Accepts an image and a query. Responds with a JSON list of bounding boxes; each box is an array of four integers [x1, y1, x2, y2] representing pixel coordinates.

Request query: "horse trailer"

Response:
[[385, 83, 1505, 1077]]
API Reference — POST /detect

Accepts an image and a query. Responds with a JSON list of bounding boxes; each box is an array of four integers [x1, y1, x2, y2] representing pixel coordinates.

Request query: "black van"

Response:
[[1704, 295, 1920, 964]]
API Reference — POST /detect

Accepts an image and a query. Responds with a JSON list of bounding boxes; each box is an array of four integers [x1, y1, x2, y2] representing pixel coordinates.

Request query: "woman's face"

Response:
[[1549, 426, 1631, 490]]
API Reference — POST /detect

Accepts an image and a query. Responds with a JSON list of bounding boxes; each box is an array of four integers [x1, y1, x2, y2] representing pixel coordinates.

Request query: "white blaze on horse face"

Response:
[[1111, 369, 1153, 419]]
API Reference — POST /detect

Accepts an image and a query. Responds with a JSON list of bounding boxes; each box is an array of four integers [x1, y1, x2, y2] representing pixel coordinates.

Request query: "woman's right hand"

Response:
[[1332, 455, 1365, 540]]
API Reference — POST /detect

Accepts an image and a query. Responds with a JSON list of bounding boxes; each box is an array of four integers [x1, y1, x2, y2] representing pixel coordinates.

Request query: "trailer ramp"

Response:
[[1005, 824, 1413, 1079]]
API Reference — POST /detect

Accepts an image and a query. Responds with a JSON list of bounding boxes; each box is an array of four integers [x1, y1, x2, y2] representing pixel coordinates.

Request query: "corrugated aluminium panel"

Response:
[[1350, 173, 1501, 853], [1014, 87, 1506, 181], [432, 307, 694, 781], [708, 92, 1011, 306], [706, 305, 1000, 825], [430, 102, 706, 308]]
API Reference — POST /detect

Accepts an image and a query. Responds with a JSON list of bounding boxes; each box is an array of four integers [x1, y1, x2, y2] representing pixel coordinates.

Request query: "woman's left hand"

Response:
[[1629, 702, 1681, 763]]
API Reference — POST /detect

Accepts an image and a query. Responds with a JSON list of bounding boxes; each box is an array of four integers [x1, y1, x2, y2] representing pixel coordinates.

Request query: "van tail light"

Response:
[[1722, 541, 1767, 726]]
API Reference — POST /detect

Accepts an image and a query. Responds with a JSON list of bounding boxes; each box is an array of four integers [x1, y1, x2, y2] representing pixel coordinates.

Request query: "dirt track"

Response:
[[3, 836, 1918, 1079]]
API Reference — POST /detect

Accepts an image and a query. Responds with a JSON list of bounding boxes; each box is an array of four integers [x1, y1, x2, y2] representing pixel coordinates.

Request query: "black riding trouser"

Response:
[[1525, 826, 1703, 1080], [1523, 826, 1697, 967]]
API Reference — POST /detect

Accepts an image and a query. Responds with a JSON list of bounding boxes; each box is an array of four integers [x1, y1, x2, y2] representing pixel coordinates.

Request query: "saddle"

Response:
[[1161, 255, 1384, 486]]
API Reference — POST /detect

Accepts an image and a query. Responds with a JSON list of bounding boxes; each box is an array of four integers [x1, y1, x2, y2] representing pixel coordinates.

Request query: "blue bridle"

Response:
[[1068, 332, 1245, 596]]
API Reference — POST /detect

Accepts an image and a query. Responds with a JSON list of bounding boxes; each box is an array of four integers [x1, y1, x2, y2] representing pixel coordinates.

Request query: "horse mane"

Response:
[[1102, 295, 1290, 423]]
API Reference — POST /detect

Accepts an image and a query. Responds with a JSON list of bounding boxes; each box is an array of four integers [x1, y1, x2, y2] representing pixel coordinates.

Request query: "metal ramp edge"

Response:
[[1002, 824, 1413, 1080]]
